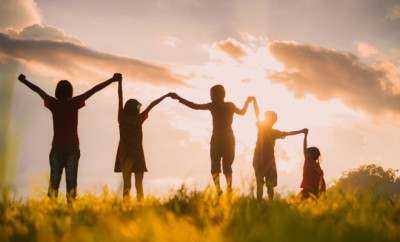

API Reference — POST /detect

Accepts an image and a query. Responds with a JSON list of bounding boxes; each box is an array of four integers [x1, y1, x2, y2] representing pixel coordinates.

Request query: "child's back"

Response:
[[45, 97, 85, 145], [171, 85, 252, 195], [253, 122, 285, 175], [300, 131, 325, 199]]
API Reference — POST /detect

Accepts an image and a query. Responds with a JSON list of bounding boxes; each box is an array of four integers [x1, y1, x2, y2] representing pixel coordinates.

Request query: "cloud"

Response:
[[388, 4, 400, 20], [217, 38, 247, 62], [0, 0, 41, 30], [0, 31, 186, 86], [356, 42, 379, 58], [269, 41, 400, 116], [5, 24, 82, 45], [162, 36, 182, 48]]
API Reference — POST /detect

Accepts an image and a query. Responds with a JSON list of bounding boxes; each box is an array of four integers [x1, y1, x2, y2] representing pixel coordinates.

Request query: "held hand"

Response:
[[112, 73, 122, 82], [18, 74, 26, 82], [303, 128, 309, 135], [163, 93, 172, 99], [166, 92, 175, 98], [169, 92, 179, 99], [246, 96, 253, 104]]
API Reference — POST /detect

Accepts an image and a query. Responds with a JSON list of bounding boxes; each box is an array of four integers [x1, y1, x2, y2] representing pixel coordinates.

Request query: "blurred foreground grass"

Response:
[[1, 186, 399, 242]]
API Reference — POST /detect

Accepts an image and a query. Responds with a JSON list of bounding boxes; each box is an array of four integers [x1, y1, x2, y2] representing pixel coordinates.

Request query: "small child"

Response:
[[115, 77, 172, 201], [18, 73, 121, 203], [251, 97, 307, 201], [171, 85, 252, 195], [299, 130, 325, 200]]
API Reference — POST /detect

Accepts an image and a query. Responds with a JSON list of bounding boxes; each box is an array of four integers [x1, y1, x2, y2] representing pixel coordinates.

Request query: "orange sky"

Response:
[[1, 0, 399, 198]]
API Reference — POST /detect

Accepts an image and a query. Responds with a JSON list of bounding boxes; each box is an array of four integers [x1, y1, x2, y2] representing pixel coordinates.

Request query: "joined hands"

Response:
[[112, 73, 122, 82]]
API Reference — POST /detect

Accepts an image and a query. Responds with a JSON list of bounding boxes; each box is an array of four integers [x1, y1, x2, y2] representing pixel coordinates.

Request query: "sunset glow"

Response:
[[1, 0, 399, 198]]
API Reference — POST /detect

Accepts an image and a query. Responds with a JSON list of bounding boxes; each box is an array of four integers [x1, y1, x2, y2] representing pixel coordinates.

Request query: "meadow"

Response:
[[1, 185, 399, 242]]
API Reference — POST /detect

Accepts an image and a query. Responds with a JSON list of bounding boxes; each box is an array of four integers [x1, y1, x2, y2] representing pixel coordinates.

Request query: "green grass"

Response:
[[1, 186, 399, 242]]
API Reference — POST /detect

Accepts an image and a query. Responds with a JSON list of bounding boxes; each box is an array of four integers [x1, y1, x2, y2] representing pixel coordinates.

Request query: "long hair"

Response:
[[307, 147, 321, 162], [55, 80, 73, 100], [124, 99, 141, 116]]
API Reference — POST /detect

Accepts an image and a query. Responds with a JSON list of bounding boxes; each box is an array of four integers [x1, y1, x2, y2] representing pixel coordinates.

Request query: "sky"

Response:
[[1, 0, 399, 198]]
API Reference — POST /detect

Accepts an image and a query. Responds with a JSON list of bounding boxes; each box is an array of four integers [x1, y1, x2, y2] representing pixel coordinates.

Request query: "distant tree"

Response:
[[337, 164, 400, 199]]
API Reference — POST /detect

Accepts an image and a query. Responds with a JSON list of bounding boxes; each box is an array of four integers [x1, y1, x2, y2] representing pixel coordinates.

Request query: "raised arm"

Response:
[[252, 96, 260, 122], [303, 129, 309, 159], [118, 78, 124, 123], [235, 96, 252, 115], [142, 93, 172, 114], [170, 93, 210, 110], [76, 73, 121, 101], [18, 74, 52, 102]]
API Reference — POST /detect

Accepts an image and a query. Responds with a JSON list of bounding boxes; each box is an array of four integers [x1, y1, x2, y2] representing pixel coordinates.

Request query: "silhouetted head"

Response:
[[124, 99, 141, 116], [55, 80, 73, 100], [307, 147, 321, 161], [264, 111, 277, 126], [210, 85, 225, 103]]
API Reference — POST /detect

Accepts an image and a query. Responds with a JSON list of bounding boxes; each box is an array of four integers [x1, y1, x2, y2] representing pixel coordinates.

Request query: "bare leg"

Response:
[[212, 173, 223, 195], [256, 181, 264, 201], [135, 172, 144, 201], [122, 159, 134, 200], [225, 173, 232, 194], [122, 171, 132, 200], [254, 171, 264, 201], [266, 183, 274, 200]]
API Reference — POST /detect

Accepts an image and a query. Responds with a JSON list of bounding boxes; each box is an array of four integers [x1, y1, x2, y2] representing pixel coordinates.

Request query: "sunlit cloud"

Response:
[[162, 36, 182, 48], [0, 32, 187, 86], [4, 24, 82, 45], [217, 38, 247, 62], [388, 4, 400, 20], [356, 42, 378, 58], [269, 41, 400, 118], [0, 0, 41, 30]]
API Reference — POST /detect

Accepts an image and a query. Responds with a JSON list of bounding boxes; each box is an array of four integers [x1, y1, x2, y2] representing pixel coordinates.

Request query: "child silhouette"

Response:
[[171, 85, 252, 195], [251, 97, 307, 201], [115, 77, 173, 201], [299, 130, 325, 200], [18, 73, 121, 203]]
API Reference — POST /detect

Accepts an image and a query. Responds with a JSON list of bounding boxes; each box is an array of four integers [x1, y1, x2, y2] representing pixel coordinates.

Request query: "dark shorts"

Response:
[[253, 156, 277, 187], [210, 134, 235, 174]]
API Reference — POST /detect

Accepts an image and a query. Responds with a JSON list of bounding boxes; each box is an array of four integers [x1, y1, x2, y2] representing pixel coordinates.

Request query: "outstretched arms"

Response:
[[170, 93, 210, 110], [18, 74, 52, 102], [142, 93, 173, 114], [235, 96, 253, 115], [76, 73, 121, 101], [283, 128, 308, 137]]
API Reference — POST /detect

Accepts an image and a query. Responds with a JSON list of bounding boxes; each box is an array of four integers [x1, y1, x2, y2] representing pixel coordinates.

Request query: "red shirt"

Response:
[[300, 156, 325, 195], [45, 97, 85, 144]]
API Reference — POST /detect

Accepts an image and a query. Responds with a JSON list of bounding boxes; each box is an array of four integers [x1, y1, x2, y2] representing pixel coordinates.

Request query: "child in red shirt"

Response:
[[299, 130, 326, 199], [18, 73, 121, 202]]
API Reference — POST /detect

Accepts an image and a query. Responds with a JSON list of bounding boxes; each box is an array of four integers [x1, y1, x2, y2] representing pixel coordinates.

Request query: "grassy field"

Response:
[[1, 186, 399, 242]]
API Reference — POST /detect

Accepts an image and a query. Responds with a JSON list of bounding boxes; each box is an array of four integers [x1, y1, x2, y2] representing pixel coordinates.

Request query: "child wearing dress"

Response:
[[115, 77, 172, 201]]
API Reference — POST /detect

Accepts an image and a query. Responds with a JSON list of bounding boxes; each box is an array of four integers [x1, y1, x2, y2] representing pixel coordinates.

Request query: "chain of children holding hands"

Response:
[[17, 73, 325, 203]]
